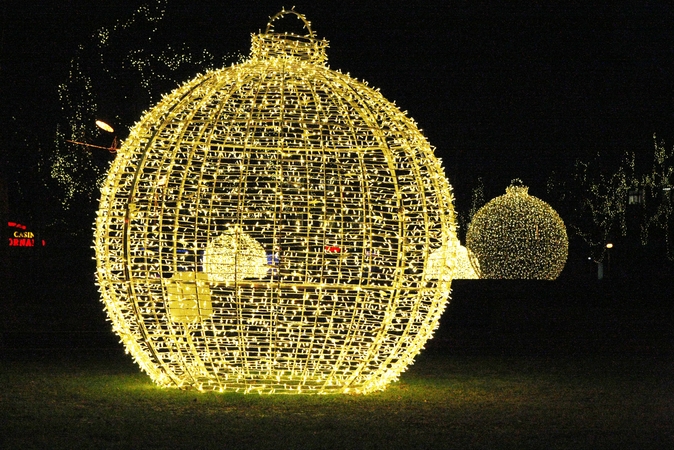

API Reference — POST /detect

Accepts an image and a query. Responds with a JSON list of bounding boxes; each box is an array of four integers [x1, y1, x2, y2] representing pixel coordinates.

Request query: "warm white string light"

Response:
[[466, 180, 567, 279], [547, 133, 673, 262], [95, 9, 456, 394], [52, 0, 243, 214], [452, 244, 479, 279], [638, 135, 674, 259]]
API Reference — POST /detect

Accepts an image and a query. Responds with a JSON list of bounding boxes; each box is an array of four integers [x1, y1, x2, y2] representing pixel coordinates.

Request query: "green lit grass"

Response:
[[1, 348, 673, 449]]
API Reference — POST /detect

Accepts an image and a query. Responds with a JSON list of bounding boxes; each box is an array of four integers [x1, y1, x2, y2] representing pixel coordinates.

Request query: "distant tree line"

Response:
[[551, 134, 672, 261]]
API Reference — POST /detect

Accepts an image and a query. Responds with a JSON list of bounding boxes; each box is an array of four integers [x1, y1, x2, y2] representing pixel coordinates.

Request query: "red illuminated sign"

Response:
[[9, 237, 35, 247], [7, 222, 45, 247]]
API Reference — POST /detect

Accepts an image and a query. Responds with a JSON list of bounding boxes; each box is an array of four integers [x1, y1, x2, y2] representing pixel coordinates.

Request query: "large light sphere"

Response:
[[466, 181, 568, 279], [94, 10, 456, 394]]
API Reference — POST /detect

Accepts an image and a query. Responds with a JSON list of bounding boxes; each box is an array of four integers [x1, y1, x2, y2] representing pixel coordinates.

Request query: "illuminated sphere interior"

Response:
[[94, 10, 456, 394], [466, 181, 568, 279]]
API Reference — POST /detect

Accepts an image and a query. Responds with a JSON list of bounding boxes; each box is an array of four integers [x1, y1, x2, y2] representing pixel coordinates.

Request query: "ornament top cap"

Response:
[[251, 9, 329, 64], [505, 179, 529, 196]]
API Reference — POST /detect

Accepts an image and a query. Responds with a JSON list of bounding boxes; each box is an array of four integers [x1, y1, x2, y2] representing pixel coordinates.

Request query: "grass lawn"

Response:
[[1, 347, 673, 449]]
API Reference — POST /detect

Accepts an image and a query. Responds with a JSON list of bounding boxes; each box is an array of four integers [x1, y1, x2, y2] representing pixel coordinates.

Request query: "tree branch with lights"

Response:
[[547, 134, 673, 262]]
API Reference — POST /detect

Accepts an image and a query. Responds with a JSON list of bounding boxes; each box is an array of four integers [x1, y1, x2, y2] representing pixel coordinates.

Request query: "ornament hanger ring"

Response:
[[265, 9, 315, 38]]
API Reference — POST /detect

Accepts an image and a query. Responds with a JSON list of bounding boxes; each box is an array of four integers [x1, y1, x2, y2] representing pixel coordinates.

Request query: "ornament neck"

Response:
[[506, 185, 529, 196]]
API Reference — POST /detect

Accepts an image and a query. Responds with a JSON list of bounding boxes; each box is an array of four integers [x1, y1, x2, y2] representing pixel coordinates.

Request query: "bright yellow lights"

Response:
[[164, 272, 213, 323], [452, 244, 479, 279], [95, 120, 114, 133], [203, 226, 270, 284], [94, 10, 456, 394], [466, 181, 568, 279]]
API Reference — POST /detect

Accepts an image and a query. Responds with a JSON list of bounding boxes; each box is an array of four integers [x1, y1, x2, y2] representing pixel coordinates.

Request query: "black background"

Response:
[[3, 1, 674, 210]]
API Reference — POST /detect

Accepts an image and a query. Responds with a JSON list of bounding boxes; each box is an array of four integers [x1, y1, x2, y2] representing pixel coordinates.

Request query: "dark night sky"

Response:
[[2, 0, 674, 217]]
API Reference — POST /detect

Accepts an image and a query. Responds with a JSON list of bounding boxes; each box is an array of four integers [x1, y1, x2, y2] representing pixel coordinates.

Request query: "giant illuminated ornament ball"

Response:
[[94, 10, 456, 393], [466, 181, 568, 279]]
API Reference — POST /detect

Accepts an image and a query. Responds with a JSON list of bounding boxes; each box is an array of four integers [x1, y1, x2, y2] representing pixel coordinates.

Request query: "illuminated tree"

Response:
[[456, 176, 485, 243], [466, 180, 568, 279], [94, 10, 456, 394], [50, 0, 241, 233], [547, 134, 673, 261], [468, 177, 486, 220], [573, 155, 630, 261], [636, 135, 674, 259]]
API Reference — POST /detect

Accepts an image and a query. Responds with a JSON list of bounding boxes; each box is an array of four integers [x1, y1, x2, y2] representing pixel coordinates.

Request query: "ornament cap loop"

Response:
[[251, 9, 329, 64], [265, 8, 315, 37], [506, 178, 529, 195]]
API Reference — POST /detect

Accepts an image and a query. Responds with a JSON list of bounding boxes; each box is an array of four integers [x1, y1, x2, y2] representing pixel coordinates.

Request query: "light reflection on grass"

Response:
[[1, 348, 673, 449]]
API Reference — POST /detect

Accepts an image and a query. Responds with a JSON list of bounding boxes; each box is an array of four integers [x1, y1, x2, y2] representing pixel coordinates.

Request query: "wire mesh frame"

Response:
[[95, 12, 456, 394]]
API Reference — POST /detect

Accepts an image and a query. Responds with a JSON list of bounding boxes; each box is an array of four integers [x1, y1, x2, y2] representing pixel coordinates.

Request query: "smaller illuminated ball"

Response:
[[466, 182, 568, 279]]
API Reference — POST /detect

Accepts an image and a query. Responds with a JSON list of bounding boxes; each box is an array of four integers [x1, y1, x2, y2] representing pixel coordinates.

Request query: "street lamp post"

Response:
[[66, 119, 118, 153], [605, 242, 613, 279]]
